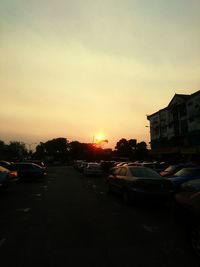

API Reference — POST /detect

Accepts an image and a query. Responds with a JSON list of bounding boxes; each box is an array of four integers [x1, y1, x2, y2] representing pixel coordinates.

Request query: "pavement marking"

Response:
[[142, 224, 159, 233], [16, 208, 31, 213], [32, 193, 42, 197], [0, 238, 6, 247], [40, 185, 48, 191], [40, 185, 48, 189]]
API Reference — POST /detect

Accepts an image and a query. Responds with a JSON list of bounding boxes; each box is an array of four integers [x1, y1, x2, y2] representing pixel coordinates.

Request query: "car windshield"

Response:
[[163, 165, 179, 172], [130, 167, 161, 178], [0, 166, 9, 172], [88, 163, 100, 169], [174, 168, 200, 177]]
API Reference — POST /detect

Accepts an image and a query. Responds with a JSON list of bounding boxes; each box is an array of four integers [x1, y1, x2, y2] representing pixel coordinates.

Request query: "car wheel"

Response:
[[191, 225, 200, 257]]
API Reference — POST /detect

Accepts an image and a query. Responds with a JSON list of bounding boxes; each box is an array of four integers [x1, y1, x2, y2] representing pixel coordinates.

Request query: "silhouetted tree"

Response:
[[34, 138, 70, 162], [0, 140, 7, 160], [128, 139, 137, 150], [69, 141, 85, 159], [34, 142, 46, 159], [7, 141, 28, 160], [135, 141, 148, 160], [115, 138, 132, 158]]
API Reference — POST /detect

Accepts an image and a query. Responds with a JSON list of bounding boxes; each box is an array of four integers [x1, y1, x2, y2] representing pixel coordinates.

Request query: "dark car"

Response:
[[107, 165, 173, 204], [168, 167, 200, 191], [24, 160, 46, 168], [175, 179, 200, 257], [0, 166, 18, 190], [9, 162, 47, 180], [0, 161, 12, 169], [160, 163, 196, 177]]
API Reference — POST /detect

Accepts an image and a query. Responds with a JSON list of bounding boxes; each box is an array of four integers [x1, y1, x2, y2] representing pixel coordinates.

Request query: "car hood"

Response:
[[168, 176, 199, 183]]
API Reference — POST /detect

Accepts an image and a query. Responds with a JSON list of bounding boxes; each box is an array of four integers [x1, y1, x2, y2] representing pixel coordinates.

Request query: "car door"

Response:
[[116, 167, 128, 193], [109, 167, 121, 192]]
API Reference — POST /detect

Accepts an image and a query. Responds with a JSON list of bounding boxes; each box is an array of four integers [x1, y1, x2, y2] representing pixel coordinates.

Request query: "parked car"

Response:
[[83, 163, 103, 176], [9, 162, 47, 180], [78, 161, 88, 173], [0, 166, 18, 190], [74, 160, 84, 170], [168, 167, 200, 191], [100, 161, 115, 173], [107, 165, 173, 204], [24, 160, 46, 168], [127, 161, 169, 173], [0, 161, 12, 169], [175, 179, 200, 257], [160, 163, 195, 177]]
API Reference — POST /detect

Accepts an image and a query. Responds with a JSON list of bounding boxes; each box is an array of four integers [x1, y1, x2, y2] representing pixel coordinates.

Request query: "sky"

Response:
[[1, 0, 200, 149]]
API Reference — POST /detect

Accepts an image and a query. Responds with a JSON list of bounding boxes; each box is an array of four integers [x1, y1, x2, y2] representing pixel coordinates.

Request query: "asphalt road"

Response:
[[0, 166, 199, 267]]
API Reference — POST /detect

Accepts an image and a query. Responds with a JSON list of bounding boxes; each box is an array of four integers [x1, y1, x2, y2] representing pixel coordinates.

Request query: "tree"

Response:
[[45, 138, 69, 154], [0, 140, 7, 159], [69, 141, 85, 159], [135, 141, 148, 160], [128, 139, 137, 150], [34, 142, 46, 159], [34, 138, 70, 162], [7, 141, 28, 160], [115, 138, 131, 158], [95, 139, 108, 148]]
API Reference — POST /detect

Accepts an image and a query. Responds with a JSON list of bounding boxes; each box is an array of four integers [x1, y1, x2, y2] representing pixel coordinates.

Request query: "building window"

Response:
[[180, 120, 188, 133], [189, 117, 194, 123], [188, 101, 193, 106], [179, 104, 187, 117]]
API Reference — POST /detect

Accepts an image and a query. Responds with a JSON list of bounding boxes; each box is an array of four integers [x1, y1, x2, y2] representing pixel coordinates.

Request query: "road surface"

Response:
[[0, 166, 199, 267]]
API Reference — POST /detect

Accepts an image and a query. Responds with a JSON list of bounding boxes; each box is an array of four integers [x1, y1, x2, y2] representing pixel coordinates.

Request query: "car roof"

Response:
[[12, 162, 40, 167], [0, 166, 9, 172]]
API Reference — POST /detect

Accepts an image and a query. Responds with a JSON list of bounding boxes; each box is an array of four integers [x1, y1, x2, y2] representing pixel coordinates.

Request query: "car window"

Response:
[[0, 166, 8, 172], [175, 168, 200, 177], [112, 167, 121, 175], [12, 164, 33, 170], [88, 163, 100, 168], [130, 167, 161, 178], [119, 167, 127, 176], [11, 164, 21, 170], [164, 165, 179, 172], [21, 164, 33, 170]]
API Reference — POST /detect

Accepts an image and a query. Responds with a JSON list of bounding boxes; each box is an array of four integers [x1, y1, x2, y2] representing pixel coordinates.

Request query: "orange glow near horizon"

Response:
[[94, 133, 107, 144]]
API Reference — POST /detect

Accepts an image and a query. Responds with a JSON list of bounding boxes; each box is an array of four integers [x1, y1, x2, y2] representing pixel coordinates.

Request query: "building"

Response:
[[147, 90, 200, 158]]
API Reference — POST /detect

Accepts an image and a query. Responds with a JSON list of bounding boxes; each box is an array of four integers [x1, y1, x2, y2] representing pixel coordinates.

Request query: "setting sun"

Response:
[[95, 133, 106, 143]]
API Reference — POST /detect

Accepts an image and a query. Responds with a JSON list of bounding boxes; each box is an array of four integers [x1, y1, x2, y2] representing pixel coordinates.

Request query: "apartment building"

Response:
[[147, 90, 200, 155]]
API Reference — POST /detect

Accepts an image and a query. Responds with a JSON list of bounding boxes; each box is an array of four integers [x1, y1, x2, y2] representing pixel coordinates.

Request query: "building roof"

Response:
[[147, 90, 200, 120], [147, 107, 168, 120], [190, 89, 200, 98], [167, 93, 190, 108]]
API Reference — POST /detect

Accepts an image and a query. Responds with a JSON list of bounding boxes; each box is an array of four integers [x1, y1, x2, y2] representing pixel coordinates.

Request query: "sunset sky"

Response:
[[1, 0, 200, 149]]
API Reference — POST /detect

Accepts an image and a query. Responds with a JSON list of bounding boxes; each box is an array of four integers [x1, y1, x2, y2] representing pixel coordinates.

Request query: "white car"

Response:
[[84, 163, 103, 176]]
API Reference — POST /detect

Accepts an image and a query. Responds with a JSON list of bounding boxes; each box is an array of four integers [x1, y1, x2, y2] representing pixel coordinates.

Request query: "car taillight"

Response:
[[9, 171, 18, 178]]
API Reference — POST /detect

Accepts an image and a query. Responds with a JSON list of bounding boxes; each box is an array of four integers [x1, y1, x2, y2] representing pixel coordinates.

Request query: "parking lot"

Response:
[[0, 166, 199, 267]]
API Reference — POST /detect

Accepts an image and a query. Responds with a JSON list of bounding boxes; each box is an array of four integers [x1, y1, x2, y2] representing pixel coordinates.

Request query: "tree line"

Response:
[[0, 137, 149, 162]]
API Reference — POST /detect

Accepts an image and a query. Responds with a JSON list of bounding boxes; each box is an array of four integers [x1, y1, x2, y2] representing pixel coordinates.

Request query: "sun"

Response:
[[95, 133, 105, 143], [93, 133, 109, 145]]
